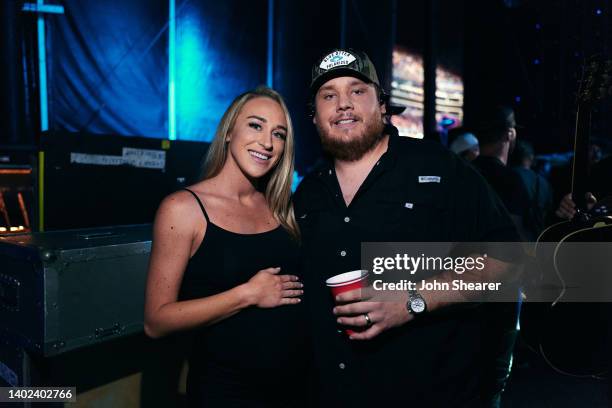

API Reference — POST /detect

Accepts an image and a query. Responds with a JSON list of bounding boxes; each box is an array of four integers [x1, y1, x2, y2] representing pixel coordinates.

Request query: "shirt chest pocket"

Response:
[[296, 202, 327, 238], [374, 188, 450, 240]]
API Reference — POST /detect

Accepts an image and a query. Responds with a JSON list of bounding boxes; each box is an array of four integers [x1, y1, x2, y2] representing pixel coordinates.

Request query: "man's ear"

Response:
[[507, 127, 516, 141], [380, 102, 387, 115]]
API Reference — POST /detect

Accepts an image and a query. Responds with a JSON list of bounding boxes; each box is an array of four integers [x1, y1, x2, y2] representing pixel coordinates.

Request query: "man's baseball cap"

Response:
[[450, 132, 479, 154], [310, 48, 406, 115], [310, 48, 380, 94]]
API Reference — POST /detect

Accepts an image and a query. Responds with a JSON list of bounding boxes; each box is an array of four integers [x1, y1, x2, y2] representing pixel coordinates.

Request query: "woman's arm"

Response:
[[143, 192, 303, 339]]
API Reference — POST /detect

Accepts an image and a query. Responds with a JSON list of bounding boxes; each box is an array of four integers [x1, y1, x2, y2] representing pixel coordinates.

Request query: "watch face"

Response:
[[411, 298, 426, 313]]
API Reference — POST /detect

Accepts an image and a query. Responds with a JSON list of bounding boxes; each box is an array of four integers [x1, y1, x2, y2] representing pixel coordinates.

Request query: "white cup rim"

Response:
[[325, 270, 368, 287]]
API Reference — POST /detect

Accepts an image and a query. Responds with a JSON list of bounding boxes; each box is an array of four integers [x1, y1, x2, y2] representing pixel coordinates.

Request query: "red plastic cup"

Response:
[[326, 270, 369, 335]]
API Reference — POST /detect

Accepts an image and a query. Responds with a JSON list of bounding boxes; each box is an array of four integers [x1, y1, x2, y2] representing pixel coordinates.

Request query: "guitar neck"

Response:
[[570, 105, 592, 211]]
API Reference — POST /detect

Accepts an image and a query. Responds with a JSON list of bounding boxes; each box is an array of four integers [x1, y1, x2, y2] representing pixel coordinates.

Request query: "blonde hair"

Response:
[[201, 86, 300, 240]]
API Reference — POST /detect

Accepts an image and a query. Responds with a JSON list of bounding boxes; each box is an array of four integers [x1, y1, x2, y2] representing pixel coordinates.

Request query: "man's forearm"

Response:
[[417, 256, 522, 312]]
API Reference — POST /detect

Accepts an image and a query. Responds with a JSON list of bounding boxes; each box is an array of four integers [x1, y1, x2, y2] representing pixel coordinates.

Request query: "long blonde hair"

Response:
[[201, 86, 300, 240]]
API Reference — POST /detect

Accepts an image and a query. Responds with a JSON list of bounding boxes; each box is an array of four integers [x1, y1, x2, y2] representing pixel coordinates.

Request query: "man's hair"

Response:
[[201, 85, 300, 240], [470, 105, 517, 146], [476, 126, 510, 146]]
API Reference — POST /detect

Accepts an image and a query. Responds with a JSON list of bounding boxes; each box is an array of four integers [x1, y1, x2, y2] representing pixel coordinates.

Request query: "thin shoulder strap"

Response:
[[182, 188, 210, 222]]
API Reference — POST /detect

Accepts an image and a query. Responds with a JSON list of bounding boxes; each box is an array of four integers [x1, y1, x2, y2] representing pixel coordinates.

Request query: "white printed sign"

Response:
[[70, 148, 166, 170], [70, 153, 124, 166], [122, 148, 166, 170]]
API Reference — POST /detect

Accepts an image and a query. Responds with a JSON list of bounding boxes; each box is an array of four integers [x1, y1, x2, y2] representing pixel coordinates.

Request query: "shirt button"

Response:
[[340, 250, 347, 257], [328, 169, 332, 175], [339, 363, 346, 369], [344, 216, 350, 223]]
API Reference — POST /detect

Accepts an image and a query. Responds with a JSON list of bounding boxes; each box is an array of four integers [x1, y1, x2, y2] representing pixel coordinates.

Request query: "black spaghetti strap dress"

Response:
[[178, 189, 309, 407]]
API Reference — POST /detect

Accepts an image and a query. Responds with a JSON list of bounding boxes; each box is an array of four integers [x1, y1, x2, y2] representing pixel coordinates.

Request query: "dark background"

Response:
[[0, 0, 610, 232], [2, 0, 610, 173], [0, 1, 610, 404]]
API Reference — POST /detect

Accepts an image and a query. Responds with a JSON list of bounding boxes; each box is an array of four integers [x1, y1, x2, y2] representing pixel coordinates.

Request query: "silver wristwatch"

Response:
[[406, 289, 427, 315]]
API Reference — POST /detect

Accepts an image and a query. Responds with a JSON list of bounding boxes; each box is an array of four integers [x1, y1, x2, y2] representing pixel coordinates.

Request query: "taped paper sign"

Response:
[[70, 148, 166, 170], [70, 153, 124, 166], [122, 148, 166, 170]]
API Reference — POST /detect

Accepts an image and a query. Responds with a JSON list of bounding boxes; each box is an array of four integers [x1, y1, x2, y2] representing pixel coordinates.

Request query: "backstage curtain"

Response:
[[47, 0, 169, 137], [47, 0, 267, 141]]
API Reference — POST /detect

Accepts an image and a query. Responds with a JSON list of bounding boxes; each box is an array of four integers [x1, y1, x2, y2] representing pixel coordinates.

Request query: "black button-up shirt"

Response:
[[294, 134, 520, 407]]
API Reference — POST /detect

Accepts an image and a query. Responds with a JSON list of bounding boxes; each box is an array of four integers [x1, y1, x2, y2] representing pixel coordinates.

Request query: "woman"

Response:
[[144, 86, 308, 407]]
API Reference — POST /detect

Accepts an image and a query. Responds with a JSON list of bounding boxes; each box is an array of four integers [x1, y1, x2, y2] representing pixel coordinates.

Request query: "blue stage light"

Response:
[[291, 171, 303, 192], [440, 117, 456, 127], [169, 0, 176, 140], [174, 4, 266, 142], [176, 13, 219, 141]]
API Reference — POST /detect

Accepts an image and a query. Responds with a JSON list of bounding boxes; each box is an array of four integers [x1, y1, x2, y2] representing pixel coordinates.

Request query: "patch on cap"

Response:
[[319, 51, 357, 71]]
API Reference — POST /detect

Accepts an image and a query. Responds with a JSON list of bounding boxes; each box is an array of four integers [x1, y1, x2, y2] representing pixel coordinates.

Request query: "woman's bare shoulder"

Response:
[[156, 187, 208, 228], [181, 180, 229, 206]]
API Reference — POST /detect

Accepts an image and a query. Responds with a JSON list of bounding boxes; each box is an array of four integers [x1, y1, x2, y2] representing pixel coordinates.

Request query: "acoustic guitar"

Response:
[[524, 56, 612, 377]]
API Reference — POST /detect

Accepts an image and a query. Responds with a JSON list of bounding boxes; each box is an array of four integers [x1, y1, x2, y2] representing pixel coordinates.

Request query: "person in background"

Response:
[[449, 128, 480, 162], [471, 105, 531, 234], [510, 140, 553, 240], [552, 145, 608, 221], [470, 105, 527, 407], [589, 152, 612, 203], [144, 86, 309, 407], [549, 143, 604, 215]]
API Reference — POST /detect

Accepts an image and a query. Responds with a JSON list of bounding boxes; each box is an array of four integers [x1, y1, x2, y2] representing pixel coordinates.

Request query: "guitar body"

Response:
[[523, 218, 612, 376]]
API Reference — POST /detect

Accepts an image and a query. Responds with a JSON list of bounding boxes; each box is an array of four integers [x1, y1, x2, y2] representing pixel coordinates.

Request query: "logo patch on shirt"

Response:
[[404, 202, 414, 209], [418, 176, 441, 183]]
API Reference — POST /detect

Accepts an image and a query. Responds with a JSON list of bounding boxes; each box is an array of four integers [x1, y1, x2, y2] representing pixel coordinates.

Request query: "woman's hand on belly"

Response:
[[240, 267, 303, 308]]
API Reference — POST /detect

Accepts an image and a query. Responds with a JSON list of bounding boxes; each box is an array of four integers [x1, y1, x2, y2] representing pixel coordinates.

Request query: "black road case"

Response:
[[0, 224, 152, 357]]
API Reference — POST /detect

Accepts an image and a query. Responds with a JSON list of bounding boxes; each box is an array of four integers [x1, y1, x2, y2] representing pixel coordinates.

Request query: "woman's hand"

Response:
[[243, 267, 303, 308]]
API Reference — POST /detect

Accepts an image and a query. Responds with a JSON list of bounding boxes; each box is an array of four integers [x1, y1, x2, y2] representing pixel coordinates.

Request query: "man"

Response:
[[294, 48, 522, 407], [509, 140, 553, 240], [468, 106, 529, 407], [470, 106, 531, 237]]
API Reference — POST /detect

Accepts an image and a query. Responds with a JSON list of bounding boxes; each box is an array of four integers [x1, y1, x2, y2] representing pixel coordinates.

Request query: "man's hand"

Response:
[[333, 289, 412, 340], [555, 192, 597, 220]]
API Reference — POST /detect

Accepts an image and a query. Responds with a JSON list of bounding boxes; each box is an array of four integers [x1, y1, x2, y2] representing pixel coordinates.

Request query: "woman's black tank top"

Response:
[[178, 189, 308, 406]]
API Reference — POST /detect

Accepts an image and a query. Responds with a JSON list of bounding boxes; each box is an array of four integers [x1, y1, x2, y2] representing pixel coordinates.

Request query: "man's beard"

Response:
[[317, 118, 385, 162]]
